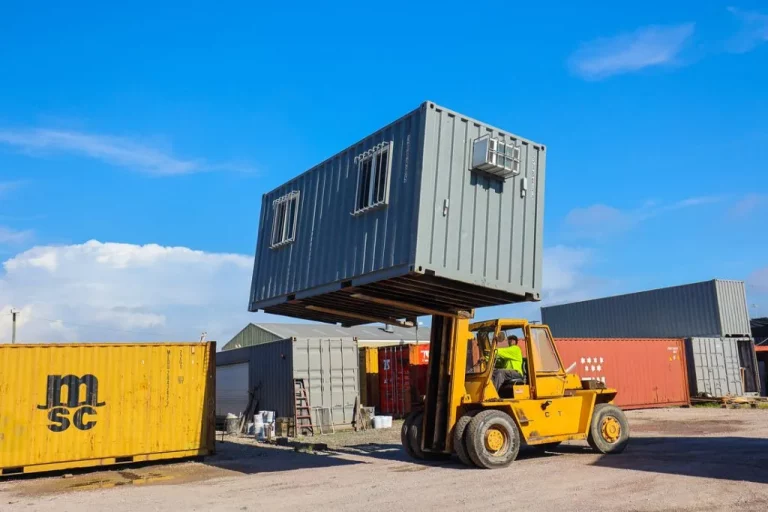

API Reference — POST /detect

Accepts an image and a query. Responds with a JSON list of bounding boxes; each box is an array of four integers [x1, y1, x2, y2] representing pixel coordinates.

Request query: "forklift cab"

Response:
[[466, 319, 568, 401]]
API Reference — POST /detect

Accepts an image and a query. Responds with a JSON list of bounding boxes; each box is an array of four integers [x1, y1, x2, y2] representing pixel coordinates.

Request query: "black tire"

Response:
[[401, 412, 420, 460], [587, 404, 629, 454], [465, 410, 521, 469], [453, 411, 479, 467], [408, 411, 427, 459]]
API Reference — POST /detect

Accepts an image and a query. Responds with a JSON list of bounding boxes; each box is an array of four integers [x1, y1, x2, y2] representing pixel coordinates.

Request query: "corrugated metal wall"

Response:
[[292, 338, 359, 425], [249, 101, 546, 316], [556, 338, 690, 409], [415, 103, 545, 298], [714, 280, 751, 337], [686, 337, 743, 396], [1, 343, 215, 474], [542, 280, 751, 338], [216, 339, 295, 420], [250, 106, 425, 308]]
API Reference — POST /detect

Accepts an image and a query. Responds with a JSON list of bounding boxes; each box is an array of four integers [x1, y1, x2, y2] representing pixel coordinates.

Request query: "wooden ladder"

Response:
[[293, 378, 315, 437]]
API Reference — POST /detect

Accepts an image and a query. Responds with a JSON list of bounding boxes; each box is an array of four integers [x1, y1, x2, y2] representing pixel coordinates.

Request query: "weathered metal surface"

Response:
[[0, 343, 215, 475], [556, 338, 690, 410], [542, 280, 751, 338], [249, 101, 546, 325]]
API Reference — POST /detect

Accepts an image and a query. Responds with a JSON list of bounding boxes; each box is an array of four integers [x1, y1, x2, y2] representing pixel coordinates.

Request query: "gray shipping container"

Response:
[[249, 101, 546, 325], [685, 337, 761, 397], [541, 280, 751, 338], [215, 338, 359, 425]]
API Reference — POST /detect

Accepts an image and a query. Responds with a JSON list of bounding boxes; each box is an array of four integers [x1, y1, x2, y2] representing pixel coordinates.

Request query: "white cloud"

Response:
[[0, 180, 25, 198], [476, 245, 609, 322], [0, 240, 284, 344], [727, 7, 768, 54], [0, 129, 255, 176], [729, 193, 766, 218], [0, 225, 33, 245], [569, 23, 695, 80], [565, 196, 723, 239]]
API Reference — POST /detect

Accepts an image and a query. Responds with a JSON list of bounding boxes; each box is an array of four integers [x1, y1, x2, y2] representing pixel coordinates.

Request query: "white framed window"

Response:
[[270, 191, 300, 249], [471, 135, 521, 179], [353, 141, 393, 215]]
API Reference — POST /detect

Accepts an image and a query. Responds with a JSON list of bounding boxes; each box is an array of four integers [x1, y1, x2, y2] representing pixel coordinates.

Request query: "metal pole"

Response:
[[11, 310, 17, 344]]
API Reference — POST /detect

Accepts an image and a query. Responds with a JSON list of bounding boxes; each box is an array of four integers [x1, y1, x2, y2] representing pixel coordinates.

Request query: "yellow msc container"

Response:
[[0, 342, 216, 476]]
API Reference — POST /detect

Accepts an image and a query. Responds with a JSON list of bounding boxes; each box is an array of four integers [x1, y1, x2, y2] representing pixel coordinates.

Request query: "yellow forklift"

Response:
[[402, 316, 629, 468]]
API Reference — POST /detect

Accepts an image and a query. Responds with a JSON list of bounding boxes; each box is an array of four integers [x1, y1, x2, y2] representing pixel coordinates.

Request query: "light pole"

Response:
[[11, 309, 18, 344]]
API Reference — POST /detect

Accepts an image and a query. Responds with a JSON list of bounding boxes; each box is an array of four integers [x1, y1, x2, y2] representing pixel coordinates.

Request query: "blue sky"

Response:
[[1, 2, 767, 342]]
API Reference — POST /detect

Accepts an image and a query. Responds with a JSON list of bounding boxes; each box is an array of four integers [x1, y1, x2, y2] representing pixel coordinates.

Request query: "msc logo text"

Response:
[[37, 375, 106, 432]]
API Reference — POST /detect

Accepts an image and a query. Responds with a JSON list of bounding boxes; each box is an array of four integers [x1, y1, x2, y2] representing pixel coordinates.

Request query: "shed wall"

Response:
[[415, 104, 545, 298], [215, 340, 295, 420], [542, 280, 750, 338]]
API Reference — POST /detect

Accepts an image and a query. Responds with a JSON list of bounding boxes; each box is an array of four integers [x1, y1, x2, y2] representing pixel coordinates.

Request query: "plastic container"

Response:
[[261, 410, 275, 424], [372, 416, 393, 429]]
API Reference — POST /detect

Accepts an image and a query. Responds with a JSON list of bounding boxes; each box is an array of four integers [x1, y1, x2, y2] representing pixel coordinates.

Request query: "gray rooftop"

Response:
[[255, 323, 430, 342]]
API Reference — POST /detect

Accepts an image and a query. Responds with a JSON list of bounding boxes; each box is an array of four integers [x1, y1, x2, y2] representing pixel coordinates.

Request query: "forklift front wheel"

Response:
[[466, 410, 521, 469], [587, 404, 630, 454]]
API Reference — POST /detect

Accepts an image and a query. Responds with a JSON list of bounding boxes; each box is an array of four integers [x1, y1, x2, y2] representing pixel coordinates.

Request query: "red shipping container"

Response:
[[555, 338, 690, 410], [378, 345, 429, 417]]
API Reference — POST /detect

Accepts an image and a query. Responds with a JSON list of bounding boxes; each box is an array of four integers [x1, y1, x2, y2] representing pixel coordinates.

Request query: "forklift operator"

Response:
[[491, 334, 524, 391]]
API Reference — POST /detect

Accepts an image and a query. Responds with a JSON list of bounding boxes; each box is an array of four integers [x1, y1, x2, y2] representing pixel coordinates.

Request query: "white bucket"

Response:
[[261, 410, 275, 424], [253, 413, 264, 425], [253, 422, 265, 440], [373, 415, 393, 429]]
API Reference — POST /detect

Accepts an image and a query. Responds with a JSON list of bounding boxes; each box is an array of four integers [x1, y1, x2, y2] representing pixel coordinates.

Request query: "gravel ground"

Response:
[[2, 408, 768, 512]]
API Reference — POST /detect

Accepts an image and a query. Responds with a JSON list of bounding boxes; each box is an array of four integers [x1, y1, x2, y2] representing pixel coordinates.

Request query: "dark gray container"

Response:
[[685, 337, 761, 397], [541, 280, 751, 339], [249, 101, 546, 325], [215, 337, 359, 425]]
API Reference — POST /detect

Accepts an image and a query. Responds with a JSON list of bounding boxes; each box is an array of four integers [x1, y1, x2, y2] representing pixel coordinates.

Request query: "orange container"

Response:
[[378, 345, 429, 417], [555, 338, 690, 410]]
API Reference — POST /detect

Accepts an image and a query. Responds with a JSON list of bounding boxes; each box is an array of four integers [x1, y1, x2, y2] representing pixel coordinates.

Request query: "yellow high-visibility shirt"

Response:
[[495, 345, 523, 373]]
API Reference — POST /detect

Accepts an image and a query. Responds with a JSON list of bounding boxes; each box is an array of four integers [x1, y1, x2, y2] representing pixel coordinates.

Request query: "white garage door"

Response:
[[216, 363, 249, 417]]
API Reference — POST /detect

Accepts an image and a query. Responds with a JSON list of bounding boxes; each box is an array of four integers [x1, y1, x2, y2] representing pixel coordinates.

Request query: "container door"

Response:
[[722, 338, 744, 395], [215, 363, 249, 417]]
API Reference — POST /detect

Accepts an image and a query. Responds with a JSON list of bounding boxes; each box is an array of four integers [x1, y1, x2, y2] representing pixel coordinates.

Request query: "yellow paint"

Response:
[[433, 318, 622, 454], [601, 416, 621, 443], [0, 343, 216, 475]]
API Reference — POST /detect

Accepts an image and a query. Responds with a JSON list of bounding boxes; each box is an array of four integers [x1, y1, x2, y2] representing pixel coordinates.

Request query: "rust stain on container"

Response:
[[0, 342, 216, 476], [555, 338, 690, 410]]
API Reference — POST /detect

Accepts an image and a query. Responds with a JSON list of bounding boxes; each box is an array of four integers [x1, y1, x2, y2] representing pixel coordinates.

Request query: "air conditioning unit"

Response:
[[471, 135, 521, 180]]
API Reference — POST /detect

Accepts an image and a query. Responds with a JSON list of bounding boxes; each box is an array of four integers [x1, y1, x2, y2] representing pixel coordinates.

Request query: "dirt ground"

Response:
[[2, 408, 768, 512]]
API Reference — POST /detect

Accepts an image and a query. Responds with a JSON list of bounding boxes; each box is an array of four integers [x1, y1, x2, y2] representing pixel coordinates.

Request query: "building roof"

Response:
[[254, 322, 430, 342], [221, 322, 430, 351]]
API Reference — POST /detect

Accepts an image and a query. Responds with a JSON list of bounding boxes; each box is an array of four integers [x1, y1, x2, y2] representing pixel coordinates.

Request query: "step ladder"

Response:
[[292, 378, 315, 437]]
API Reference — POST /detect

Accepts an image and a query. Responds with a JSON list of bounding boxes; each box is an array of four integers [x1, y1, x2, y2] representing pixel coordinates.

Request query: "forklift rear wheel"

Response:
[[407, 411, 428, 459], [401, 412, 420, 459], [465, 410, 521, 469], [452, 411, 479, 467], [587, 404, 629, 454]]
